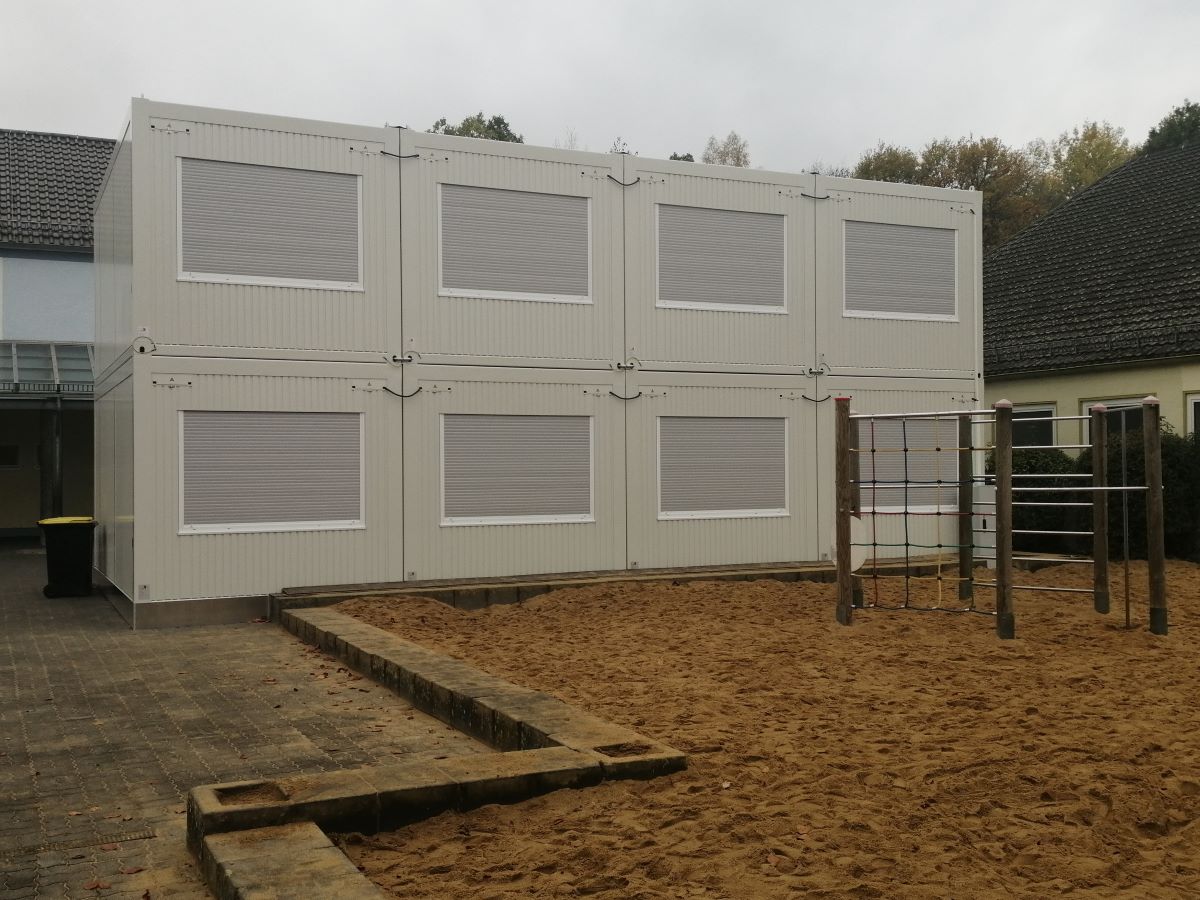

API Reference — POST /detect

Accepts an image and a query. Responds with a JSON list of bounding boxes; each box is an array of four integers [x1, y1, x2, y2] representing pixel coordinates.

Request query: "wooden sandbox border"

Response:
[[188, 607, 686, 898]]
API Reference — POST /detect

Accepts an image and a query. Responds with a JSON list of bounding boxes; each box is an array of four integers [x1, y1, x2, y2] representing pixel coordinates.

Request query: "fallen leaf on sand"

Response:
[[100, 842, 119, 851], [120, 866, 145, 875], [84, 880, 111, 890]]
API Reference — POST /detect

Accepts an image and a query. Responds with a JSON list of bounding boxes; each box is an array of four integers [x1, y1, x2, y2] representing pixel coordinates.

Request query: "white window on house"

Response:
[[179, 158, 362, 290], [857, 417, 959, 511], [658, 416, 788, 519], [1186, 393, 1200, 435], [844, 221, 956, 320], [657, 205, 786, 313], [1012, 404, 1056, 447], [441, 414, 593, 525], [1082, 399, 1144, 443], [180, 411, 363, 533], [439, 185, 590, 303]]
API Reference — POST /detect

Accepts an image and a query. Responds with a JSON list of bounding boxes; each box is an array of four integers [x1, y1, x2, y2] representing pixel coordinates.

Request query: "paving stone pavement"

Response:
[[0, 543, 490, 899]]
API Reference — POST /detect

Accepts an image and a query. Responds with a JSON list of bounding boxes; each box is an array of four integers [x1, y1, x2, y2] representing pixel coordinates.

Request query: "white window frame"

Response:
[[841, 219, 959, 323], [654, 203, 789, 315], [1186, 393, 1200, 435], [858, 419, 960, 514], [1082, 397, 1144, 442], [655, 416, 790, 520], [436, 183, 593, 306], [439, 413, 595, 526], [1011, 403, 1057, 447], [177, 410, 366, 535], [176, 157, 365, 292]]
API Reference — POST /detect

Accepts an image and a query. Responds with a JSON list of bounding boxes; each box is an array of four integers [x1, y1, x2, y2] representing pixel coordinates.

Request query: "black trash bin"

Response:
[[38, 517, 97, 598]]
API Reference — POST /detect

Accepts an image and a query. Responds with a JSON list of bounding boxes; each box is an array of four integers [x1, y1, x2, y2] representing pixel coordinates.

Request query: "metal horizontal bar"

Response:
[[975, 501, 1094, 509], [1011, 415, 1090, 422], [1022, 502, 1091, 508], [854, 479, 970, 486], [850, 409, 993, 421], [1013, 528, 1093, 536], [975, 556, 1095, 565], [858, 510, 970, 517], [975, 581, 1095, 595], [1011, 473, 1094, 479], [1013, 485, 1146, 492], [1014, 444, 1092, 450]]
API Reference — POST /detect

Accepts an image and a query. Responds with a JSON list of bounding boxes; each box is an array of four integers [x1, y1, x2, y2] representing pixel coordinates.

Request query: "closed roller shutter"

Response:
[[182, 411, 362, 528], [440, 185, 590, 300], [180, 158, 360, 286], [857, 418, 958, 509], [442, 414, 592, 522], [658, 205, 786, 310], [659, 416, 787, 516], [844, 221, 955, 318]]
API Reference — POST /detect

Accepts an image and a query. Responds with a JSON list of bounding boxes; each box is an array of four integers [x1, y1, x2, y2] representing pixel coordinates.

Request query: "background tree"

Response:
[[851, 143, 920, 183], [669, 151, 694, 162], [808, 160, 853, 177], [1143, 99, 1200, 154], [554, 127, 580, 151], [1028, 121, 1133, 205], [854, 136, 1047, 253], [429, 112, 523, 142], [702, 131, 750, 167], [609, 136, 630, 154]]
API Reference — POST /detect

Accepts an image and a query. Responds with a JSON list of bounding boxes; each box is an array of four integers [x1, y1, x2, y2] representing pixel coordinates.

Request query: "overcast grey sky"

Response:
[[3, 0, 1197, 170]]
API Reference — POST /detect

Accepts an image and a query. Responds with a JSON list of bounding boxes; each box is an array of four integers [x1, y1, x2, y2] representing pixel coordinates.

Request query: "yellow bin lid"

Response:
[[38, 516, 95, 525]]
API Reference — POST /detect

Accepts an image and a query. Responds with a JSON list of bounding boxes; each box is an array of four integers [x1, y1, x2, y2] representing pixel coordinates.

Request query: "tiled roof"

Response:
[[0, 129, 115, 250], [984, 143, 1200, 377]]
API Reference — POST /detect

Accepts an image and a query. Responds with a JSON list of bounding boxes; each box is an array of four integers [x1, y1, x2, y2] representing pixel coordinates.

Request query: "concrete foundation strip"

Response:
[[188, 607, 686, 898]]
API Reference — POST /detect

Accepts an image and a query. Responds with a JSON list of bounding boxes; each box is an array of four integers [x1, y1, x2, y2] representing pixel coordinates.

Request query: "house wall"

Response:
[[985, 359, 1200, 443], [97, 99, 984, 623], [0, 253, 94, 342], [0, 409, 43, 532], [0, 405, 93, 534]]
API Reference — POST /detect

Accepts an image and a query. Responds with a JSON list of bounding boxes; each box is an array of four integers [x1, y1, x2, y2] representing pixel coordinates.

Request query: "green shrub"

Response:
[[1075, 425, 1200, 560], [985, 447, 1079, 554]]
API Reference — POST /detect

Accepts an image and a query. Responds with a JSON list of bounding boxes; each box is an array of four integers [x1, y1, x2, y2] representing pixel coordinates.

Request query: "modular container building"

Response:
[[93, 100, 982, 627]]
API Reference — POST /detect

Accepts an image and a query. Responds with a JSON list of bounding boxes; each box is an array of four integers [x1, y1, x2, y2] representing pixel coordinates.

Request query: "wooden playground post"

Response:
[[835, 397, 853, 625], [957, 413, 974, 603], [848, 405, 864, 609], [993, 400, 1015, 639], [1091, 406, 1110, 614], [1143, 396, 1168, 635]]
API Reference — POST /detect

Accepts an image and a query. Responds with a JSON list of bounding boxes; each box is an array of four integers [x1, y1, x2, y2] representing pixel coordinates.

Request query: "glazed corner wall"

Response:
[[984, 359, 1200, 444]]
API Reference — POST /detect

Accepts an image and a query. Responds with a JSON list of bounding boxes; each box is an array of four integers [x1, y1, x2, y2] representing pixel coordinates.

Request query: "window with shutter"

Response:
[[442, 414, 593, 524], [844, 221, 956, 320], [180, 411, 363, 532], [179, 158, 361, 289], [657, 205, 786, 313], [658, 416, 788, 518], [856, 418, 959, 511], [439, 185, 590, 303]]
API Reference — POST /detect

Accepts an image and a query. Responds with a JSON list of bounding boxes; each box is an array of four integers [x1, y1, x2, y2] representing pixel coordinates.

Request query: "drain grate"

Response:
[[0, 827, 156, 859]]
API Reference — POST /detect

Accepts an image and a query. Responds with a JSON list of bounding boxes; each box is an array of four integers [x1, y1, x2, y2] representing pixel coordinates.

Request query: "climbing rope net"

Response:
[[852, 411, 985, 615]]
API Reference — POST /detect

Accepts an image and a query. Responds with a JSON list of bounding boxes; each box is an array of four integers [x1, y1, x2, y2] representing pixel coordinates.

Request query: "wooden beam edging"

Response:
[[270, 558, 955, 620], [188, 606, 687, 878], [200, 822, 384, 900]]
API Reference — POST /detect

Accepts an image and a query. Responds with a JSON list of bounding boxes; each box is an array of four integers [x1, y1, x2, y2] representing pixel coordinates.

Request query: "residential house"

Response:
[[984, 142, 1200, 448], [0, 128, 114, 534]]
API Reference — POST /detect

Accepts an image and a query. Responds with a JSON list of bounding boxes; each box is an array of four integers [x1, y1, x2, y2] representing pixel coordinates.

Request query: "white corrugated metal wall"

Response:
[[94, 100, 982, 617]]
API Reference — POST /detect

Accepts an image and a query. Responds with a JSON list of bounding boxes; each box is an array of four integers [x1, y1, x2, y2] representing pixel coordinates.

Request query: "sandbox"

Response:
[[334, 560, 1200, 898]]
